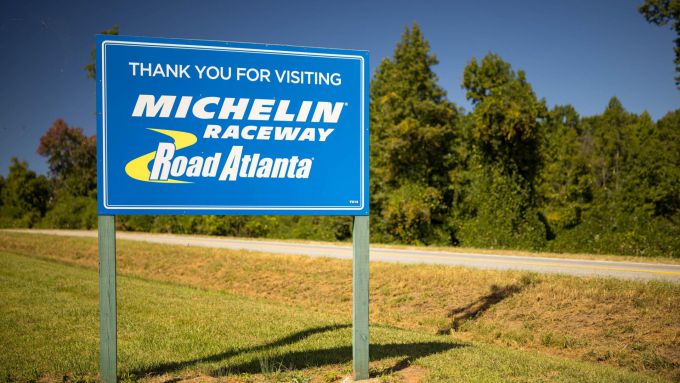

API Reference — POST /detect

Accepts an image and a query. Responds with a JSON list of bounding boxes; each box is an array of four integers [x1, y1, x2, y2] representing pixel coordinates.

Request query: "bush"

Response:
[[41, 195, 97, 229], [455, 168, 549, 250], [548, 207, 680, 257]]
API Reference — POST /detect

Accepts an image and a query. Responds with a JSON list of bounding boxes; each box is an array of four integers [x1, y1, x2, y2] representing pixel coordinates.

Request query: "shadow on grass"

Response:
[[129, 324, 350, 378], [211, 341, 463, 378], [439, 276, 535, 334], [129, 323, 463, 380]]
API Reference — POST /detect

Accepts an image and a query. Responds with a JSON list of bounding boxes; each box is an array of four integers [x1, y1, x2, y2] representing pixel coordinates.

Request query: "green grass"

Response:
[[0, 251, 671, 382]]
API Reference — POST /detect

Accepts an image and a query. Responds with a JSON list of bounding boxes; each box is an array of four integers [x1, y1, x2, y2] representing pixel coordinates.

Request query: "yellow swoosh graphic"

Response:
[[124, 128, 198, 184]]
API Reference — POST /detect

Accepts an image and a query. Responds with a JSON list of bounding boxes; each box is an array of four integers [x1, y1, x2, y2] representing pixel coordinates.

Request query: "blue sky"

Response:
[[1, 0, 678, 176]]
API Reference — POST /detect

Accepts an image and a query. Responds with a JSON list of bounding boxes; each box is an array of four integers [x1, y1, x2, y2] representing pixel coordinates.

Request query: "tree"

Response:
[[639, 0, 680, 88], [581, 97, 638, 200], [370, 24, 459, 244], [540, 105, 592, 229], [462, 53, 547, 186], [457, 53, 550, 249], [0, 158, 50, 227], [85, 25, 119, 79], [0, 175, 5, 207], [546, 103, 680, 257], [37, 119, 97, 197], [626, 109, 680, 217], [371, 24, 458, 188]]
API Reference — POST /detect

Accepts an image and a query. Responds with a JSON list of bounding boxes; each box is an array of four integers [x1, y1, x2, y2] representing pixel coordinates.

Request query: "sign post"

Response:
[[352, 216, 370, 380], [98, 215, 117, 383], [97, 35, 369, 381]]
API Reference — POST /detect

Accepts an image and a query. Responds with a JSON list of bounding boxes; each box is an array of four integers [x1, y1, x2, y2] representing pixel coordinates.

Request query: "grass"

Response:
[[1, 231, 679, 381], [0, 251, 670, 383]]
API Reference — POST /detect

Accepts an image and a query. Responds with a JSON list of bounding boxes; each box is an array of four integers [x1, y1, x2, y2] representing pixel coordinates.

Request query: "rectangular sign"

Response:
[[97, 35, 369, 215]]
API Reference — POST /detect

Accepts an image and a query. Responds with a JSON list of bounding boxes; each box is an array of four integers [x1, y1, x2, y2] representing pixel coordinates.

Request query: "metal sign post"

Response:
[[96, 35, 370, 381], [98, 215, 117, 383], [352, 215, 370, 380]]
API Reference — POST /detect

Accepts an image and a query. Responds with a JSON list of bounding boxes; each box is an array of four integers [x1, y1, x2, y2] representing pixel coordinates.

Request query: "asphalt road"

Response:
[[5, 229, 680, 282]]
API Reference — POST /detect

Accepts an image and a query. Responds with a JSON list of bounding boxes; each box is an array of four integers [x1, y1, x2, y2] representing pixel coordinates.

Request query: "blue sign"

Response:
[[97, 35, 369, 215]]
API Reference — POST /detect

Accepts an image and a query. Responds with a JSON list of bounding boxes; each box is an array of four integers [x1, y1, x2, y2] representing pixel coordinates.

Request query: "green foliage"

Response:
[[147, 215, 204, 234], [84, 25, 118, 80], [542, 101, 680, 257], [540, 105, 592, 230], [40, 194, 97, 230], [0, 158, 50, 228], [625, 110, 680, 217], [371, 25, 458, 189], [639, 0, 680, 88], [581, 98, 636, 199], [21, 118, 99, 230], [0, 175, 5, 207], [116, 215, 354, 242], [454, 54, 548, 249], [548, 206, 680, 257], [370, 23, 459, 244], [37, 119, 97, 198], [463, 53, 547, 184], [277, 216, 352, 241], [116, 215, 154, 232], [377, 182, 448, 244], [456, 166, 549, 250]]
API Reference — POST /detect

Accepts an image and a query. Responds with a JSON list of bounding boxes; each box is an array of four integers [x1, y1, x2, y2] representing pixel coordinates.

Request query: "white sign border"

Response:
[[100, 40, 366, 211]]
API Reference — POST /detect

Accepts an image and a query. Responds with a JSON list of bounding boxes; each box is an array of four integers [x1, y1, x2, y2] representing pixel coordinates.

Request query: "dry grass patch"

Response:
[[1, 231, 678, 380], [457, 277, 680, 378]]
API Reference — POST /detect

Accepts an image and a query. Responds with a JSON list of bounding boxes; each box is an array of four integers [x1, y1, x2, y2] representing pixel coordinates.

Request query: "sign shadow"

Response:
[[128, 323, 464, 380]]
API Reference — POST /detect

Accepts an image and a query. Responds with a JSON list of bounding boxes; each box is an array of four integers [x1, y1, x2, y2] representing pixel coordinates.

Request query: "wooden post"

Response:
[[352, 215, 370, 380], [98, 215, 117, 383]]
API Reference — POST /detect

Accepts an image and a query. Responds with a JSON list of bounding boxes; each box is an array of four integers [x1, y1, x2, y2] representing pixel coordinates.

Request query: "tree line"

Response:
[[1, 21, 678, 257]]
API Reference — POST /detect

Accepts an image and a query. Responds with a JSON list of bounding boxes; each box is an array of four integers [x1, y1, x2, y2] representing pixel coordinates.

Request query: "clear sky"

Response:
[[1, 0, 678, 176]]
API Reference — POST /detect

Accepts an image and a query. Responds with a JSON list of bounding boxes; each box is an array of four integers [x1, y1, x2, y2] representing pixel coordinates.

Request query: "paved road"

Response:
[[5, 229, 680, 282]]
